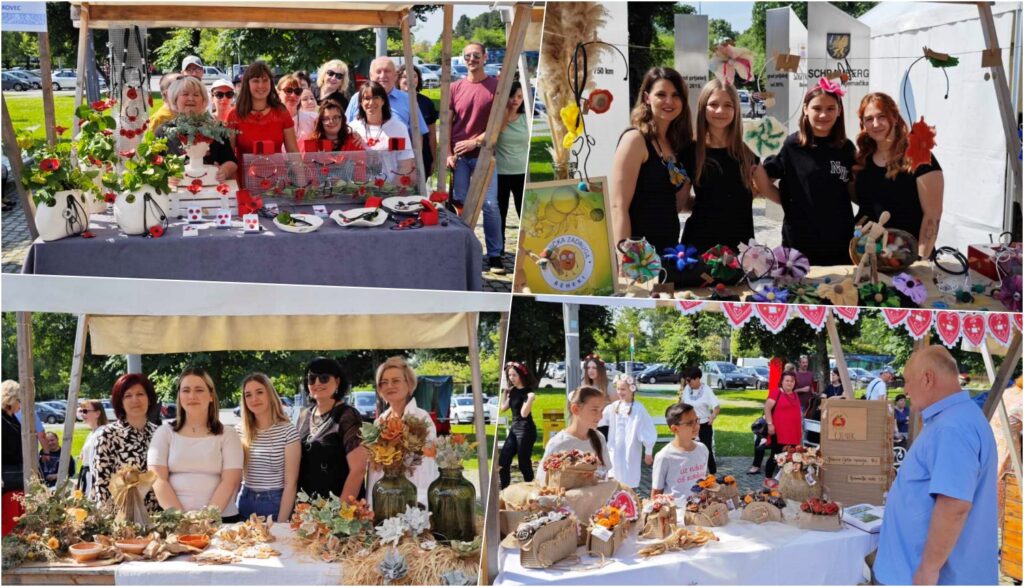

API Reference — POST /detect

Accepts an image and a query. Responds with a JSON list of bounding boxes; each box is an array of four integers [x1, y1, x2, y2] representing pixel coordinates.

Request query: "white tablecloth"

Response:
[[114, 525, 343, 585], [496, 509, 878, 585]]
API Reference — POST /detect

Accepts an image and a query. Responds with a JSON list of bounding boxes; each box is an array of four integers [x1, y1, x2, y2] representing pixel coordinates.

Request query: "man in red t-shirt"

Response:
[[447, 42, 505, 274]]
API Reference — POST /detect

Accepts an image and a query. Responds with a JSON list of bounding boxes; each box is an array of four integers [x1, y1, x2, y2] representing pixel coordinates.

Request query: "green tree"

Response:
[[627, 3, 696, 104], [658, 311, 730, 370], [708, 18, 740, 47], [453, 15, 474, 39], [505, 298, 613, 385], [1, 32, 40, 69]]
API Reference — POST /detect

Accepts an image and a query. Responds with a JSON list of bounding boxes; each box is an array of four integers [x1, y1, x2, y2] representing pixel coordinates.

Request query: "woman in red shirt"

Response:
[[763, 370, 803, 480], [228, 61, 300, 183]]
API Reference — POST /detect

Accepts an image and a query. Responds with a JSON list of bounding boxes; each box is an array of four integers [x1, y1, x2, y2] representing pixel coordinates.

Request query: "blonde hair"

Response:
[[316, 59, 350, 97], [238, 373, 290, 469], [694, 79, 754, 189], [166, 76, 209, 113], [1, 380, 20, 411], [276, 73, 300, 92], [173, 367, 224, 435], [376, 356, 417, 399]]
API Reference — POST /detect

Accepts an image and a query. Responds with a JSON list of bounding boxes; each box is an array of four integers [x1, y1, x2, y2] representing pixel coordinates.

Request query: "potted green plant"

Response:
[[73, 98, 118, 212], [103, 131, 184, 236], [160, 112, 236, 181], [19, 132, 99, 242]]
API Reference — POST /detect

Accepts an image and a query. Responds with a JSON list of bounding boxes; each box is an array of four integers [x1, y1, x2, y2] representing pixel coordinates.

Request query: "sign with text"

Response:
[[825, 455, 881, 466], [2, 2, 47, 33], [821, 399, 893, 506], [826, 406, 867, 441], [807, 2, 871, 140], [674, 14, 709, 115]]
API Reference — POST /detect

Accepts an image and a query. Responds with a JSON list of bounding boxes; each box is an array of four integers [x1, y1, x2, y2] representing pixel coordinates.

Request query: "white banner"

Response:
[[765, 6, 808, 136], [2, 1, 47, 33]]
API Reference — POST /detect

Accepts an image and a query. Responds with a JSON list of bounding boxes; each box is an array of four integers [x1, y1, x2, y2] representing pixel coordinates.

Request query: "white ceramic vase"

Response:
[[35, 190, 89, 242], [113, 188, 170, 236], [184, 142, 211, 179]]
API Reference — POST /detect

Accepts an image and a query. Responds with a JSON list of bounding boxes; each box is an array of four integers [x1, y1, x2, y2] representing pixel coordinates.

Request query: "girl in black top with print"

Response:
[[853, 92, 943, 258], [610, 67, 695, 254], [680, 79, 780, 253], [296, 357, 368, 501], [498, 361, 537, 489], [763, 77, 856, 266]]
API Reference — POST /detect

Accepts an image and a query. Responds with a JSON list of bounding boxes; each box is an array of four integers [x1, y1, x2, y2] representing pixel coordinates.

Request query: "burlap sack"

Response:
[[778, 470, 823, 502], [795, 511, 843, 532], [740, 502, 784, 524], [586, 522, 628, 558], [563, 481, 621, 545], [519, 517, 579, 569], [711, 484, 741, 509], [684, 502, 730, 527], [639, 505, 677, 539], [546, 464, 598, 490], [500, 482, 541, 511]]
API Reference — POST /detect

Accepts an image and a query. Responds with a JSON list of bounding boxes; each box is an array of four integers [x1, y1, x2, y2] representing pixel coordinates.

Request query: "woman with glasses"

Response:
[[76, 400, 109, 498], [277, 73, 318, 142], [350, 81, 415, 183], [297, 357, 368, 501], [308, 100, 363, 152], [210, 79, 235, 123], [149, 367, 244, 522], [315, 59, 351, 110], [236, 373, 300, 522]]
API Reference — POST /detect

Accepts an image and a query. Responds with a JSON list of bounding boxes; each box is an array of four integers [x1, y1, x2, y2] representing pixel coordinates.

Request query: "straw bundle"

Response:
[[340, 538, 477, 586]]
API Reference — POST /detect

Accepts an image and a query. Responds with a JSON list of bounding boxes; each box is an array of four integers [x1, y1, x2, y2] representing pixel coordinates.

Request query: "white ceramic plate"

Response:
[[272, 213, 323, 234], [330, 207, 388, 228], [382, 196, 425, 215]]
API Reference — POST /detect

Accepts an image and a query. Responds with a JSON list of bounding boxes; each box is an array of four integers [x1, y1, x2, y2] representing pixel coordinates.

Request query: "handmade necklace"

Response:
[[651, 138, 689, 188], [365, 122, 386, 147]]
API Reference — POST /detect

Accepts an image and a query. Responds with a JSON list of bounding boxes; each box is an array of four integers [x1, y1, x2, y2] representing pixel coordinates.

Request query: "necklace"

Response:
[[365, 122, 386, 147], [651, 137, 689, 188]]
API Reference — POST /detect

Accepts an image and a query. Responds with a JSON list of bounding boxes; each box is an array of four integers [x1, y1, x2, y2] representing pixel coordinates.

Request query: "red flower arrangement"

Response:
[[800, 497, 840, 516], [54, 125, 68, 136], [399, 175, 412, 187], [373, 177, 386, 189], [39, 158, 60, 172], [118, 149, 136, 159]]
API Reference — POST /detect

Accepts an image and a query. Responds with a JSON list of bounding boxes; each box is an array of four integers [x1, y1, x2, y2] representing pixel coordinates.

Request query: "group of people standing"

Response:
[[611, 67, 944, 273], [0, 355, 440, 535]]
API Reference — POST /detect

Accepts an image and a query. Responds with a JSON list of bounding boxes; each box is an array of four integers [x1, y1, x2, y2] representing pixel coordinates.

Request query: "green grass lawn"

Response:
[[528, 134, 554, 182], [5, 95, 165, 139]]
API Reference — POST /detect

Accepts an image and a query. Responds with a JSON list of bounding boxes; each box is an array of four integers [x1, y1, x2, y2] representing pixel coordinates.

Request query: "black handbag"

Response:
[[750, 416, 768, 436]]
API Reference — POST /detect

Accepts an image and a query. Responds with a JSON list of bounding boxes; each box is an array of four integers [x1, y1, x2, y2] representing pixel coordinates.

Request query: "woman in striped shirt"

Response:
[[236, 373, 300, 522]]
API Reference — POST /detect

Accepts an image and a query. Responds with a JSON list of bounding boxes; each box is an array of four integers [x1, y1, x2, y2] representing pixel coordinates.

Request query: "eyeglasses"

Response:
[[76, 408, 98, 414], [325, 70, 345, 79], [213, 90, 235, 99], [463, 52, 482, 60], [280, 87, 303, 96], [307, 373, 333, 385], [321, 116, 342, 124]]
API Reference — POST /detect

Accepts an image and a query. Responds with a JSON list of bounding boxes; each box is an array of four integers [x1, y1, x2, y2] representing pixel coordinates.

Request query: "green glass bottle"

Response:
[[427, 467, 476, 543]]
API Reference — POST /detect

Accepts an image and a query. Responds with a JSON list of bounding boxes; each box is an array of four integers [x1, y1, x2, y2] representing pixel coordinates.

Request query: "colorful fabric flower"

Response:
[[587, 89, 613, 114], [663, 244, 700, 272], [710, 42, 755, 84], [148, 225, 165, 238], [858, 282, 901, 308], [786, 283, 824, 305], [817, 277, 858, 307], [892, 273, 927, 306], [906, 117, 936, 172], [751, 285, 789, 303], [560, 102, 583, 149], [742, 116, 787, 159], [816, 76, 846, 98], [621, 239, 662, 282], [39, 158, 60, 172], [994, 274, 1022, 313], [771, 246, 810, 284], [738, 239, 774, 280], [702, 245, 742, 283]]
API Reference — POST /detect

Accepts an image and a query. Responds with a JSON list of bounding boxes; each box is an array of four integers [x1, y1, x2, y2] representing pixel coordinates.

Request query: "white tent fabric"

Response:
[[859, 2, 1020, 248]]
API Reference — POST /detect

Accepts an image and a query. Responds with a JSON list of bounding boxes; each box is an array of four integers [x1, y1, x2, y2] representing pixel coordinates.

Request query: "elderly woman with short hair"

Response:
[[367, 356, 438, 506], [155, 76, 238, 182], [315, 59, 351, 109]]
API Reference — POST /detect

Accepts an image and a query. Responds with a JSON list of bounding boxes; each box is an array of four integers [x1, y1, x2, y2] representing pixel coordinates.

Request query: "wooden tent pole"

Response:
[[485, 309, 510, 582], [400, 11, 427, 199], [38, 32, 58, 146], [73, 3, 90, 128], [466, 312, 488, 501], [982, 330, 1022, 419], [462, 2, 532, 228], [979, 340, 1023, 494], [1, 96, 40, 239], [17, 312, 39, 488], [57, 315, 89, 488], [825, 311, 855, 399], [436, 4, 454, 192]]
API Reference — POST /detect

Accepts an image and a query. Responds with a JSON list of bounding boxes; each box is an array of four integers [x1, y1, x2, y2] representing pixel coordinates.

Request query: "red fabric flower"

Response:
[[118, 149, 136, 159], [259, 179, 272, 190], [148, 225, 165, 238], [126, 87, 138, 100], [906, 117, 936, 172], [103, 192, 116, 204], [152, 155, 164, 166], [81, 231, 96, 239], [429, 190, 449, 203], [90, 99, 110, 112], [54, 125, 68, 136], [190, 179, 204, 188], [587, 89, 614, 114], [39, 158, 60, 172], [399, 175, 412, 186], [186, 184, 203, 195], [373, 178, 385, 188], [215, 183, 230, 195]]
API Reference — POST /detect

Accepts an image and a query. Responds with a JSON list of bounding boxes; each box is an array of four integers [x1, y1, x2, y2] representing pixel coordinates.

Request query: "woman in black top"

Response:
[[296, 357, 367, 501], [398, 66, 438, 179], [154, 76, 238, 181], [680, 79, 780, 253], [498, 362, 537, 489], [610, 67, 694, 254], [854, 92, 943, 258], [763, 78, 856, 266]]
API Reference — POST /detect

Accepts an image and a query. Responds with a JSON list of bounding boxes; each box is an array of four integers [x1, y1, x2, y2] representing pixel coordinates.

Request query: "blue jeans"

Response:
[[453, 156, 502, 258], [237, 487, 283, 520]]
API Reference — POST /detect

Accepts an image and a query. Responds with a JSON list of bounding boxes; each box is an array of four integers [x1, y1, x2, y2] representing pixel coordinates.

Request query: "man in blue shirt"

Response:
[[874, 346, 997, 585], [345, 56, 428, 140]]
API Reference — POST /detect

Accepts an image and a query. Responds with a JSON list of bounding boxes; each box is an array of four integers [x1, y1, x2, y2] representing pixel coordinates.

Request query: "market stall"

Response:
[[1, 274, 508, 585]]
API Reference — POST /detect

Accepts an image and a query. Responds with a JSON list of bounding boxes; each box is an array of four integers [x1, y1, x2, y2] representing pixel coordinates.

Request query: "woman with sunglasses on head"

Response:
[[277, 73, 318, 142], [498, 361, 537, 489], [149, 367, 244, 522], [349, 81, 415, 183], [210, 79, 235, 123], [297, 357, 368, 501], [236, 373, 300, 522], [315, 59, 351, 110], [227, 61, 300, 183], [75, 400, 109, 498], [367, 357, 438, 506], [307, 100, 363, 153]]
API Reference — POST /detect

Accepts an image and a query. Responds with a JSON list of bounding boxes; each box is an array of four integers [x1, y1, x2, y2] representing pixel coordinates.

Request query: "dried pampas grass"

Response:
[[340, 538, 478, 586]]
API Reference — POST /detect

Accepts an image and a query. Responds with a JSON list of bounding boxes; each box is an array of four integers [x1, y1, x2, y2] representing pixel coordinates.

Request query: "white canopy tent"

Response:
[[1, 274, 510, 504], [859, 2, 1022, 245]]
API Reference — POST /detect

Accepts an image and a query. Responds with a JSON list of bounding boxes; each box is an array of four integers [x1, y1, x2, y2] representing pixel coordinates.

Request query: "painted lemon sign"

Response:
[[518, 179, 616, 295]]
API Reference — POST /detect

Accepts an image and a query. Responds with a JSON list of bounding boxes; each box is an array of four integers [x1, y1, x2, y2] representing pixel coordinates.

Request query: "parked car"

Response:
[[346, 390, 378, 422], [419, 68, 440, 88], [449, 394, 490, 425], [36, 403, 64, 424], [49, 69, 79, 91], [200, 66, 227, 84], [451, 64, 468, 80], [99, 399, 116, 421], [637, 364, 681, 384], [617, 361, 648, 375], [703, 361, 752, 390], [486, 395, 502, 425], [160, 402, 177, 421], [547, 361, 566, 382], [420, 63, 442, 75], [483, 63, 501, 77], [6, 70, 42, 89], [738, 366, 770, 389], [2, 71, 30, 91]]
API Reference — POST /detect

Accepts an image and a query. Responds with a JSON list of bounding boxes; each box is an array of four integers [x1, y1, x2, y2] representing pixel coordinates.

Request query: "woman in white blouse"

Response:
[[368, 356, 437, 506], [149, 367, 244, 522], [75, 399, 108, 498], [348, 81, 414, 183]]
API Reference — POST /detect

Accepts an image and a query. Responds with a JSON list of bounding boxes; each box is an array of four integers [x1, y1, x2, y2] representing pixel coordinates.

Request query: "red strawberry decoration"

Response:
[[399, 175, 412, 187], [216, 183, 230, 195], [103, 192, 116, 204]]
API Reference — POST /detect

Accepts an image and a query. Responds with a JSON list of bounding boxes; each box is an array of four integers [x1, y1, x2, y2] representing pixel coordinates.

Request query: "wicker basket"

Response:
[[520, 517, 579, 569], [848, 229, 920, 274], [740, 502, 785, 524]]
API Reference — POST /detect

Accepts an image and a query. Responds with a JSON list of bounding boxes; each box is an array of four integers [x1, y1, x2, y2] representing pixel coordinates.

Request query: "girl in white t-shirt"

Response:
[[679, 366, 721, 475], [602, 374, 657, 490], [349, 81, 414, 184], [537, 386, 610, 485]]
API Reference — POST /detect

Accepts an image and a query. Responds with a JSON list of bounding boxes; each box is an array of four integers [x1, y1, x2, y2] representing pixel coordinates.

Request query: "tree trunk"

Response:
[[815, 330, 828, 392]]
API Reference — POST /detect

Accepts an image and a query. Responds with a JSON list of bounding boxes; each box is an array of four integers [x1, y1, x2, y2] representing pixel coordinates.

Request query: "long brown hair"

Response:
[[310, 100, 353, 150], [798, 87, 846, 148], [568, 386, 606, 465], [238, 372, 290, 469], [853, 92, 910, 179], [81, 399, 109, 427], [581, 357, 609, 399], [173, 367, 224, 435], [694, 78, 754, 189], [235, 61, 286, 119], [630, 67, 693, 155]]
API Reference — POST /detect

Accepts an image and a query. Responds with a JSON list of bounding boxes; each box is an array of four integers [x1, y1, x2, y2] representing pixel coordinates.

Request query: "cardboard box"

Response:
[[968, 242, 1022, 282], [820, 399, 894, 507], [546, 465, 598, 490]]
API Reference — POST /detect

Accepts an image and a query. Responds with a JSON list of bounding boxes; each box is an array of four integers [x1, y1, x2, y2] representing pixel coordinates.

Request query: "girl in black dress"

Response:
[[296, 357, 368, 501], [854, 92, 943, 258], [763, 78, 856, 266], [498, 361, 537, 489], [610, 67, 694, 254], [680, 79, 779, 253]]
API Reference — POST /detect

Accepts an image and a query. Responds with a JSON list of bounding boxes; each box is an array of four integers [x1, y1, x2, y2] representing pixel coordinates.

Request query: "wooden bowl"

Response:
[[178, 534, 210, 550], [114, 537, 149, 555], [69, 541, 103, 563]]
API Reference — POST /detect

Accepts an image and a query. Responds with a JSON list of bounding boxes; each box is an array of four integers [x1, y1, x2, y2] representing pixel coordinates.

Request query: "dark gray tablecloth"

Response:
[[23, 206, 482, 291]]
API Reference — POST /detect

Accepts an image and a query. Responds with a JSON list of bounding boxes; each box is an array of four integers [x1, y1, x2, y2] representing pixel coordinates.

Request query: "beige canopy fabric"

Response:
[[87, 313, 470, 354], [70, 1, 414, 30]]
